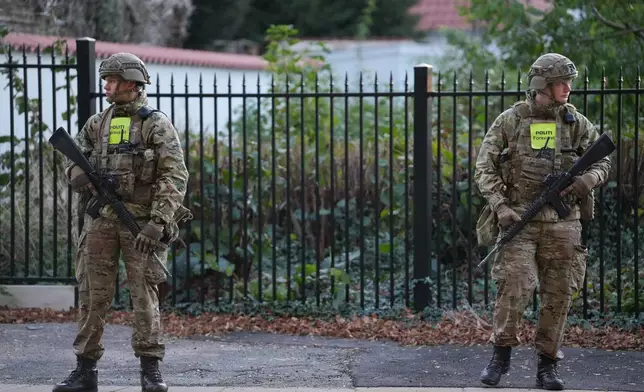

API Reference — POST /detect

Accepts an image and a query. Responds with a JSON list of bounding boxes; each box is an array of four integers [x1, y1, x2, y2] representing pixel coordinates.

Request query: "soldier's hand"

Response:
[[135, 221, 164, 253], [496, 204, 521, 228], [69, 166, 96, 195], [560, 173, 595, 199]]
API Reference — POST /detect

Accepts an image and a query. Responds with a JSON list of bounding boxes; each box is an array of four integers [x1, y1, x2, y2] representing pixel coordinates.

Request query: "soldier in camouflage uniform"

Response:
[[474, 53, 611, 390], [53, 52, 191, 392]]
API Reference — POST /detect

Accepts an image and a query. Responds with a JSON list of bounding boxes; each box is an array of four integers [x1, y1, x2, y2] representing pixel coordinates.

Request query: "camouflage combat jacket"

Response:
[[474, 98, 611, 223], [64, 91, 190, 233]]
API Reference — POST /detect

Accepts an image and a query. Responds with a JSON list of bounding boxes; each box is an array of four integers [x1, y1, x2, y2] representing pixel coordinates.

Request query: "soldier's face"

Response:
[[104, 76, 136, 102], [551, 79, 572, 104]]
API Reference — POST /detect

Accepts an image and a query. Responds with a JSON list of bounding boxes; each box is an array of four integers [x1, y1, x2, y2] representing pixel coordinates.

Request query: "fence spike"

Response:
[[315, 72, 319, 93], [601, 66, 606, 88]]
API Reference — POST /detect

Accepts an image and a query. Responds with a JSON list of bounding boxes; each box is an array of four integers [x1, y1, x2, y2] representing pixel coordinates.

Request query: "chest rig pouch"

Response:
[[89, 105, 160, 205]]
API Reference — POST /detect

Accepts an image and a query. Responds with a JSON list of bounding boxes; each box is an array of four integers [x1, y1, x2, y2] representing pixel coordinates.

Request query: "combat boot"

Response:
[[52, 355, 98, 392], [140, 356, 168, 392], [480, 345, 511, 386], [536, 354, 565, 390]]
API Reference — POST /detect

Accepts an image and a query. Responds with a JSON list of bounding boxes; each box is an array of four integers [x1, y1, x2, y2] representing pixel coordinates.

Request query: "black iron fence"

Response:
[[1, 38, 642, 319]]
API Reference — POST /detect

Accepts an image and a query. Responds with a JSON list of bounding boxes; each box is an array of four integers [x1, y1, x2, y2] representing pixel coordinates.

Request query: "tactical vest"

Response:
[[499, 101, 582, 221], [88, 105, 160, 207]]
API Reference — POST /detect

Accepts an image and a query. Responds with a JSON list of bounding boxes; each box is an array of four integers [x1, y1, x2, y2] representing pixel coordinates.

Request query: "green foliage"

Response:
[[434, 0, 644, 316], [184, 0, 424, 50], [451, 0, 643, 81], [0, 31, 79, 279], [578, 188, 644, 316], [171, 24, 418, 309]]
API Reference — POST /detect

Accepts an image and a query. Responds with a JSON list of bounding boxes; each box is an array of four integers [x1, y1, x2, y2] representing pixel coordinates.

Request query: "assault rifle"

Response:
[[49, 126, 171, 277], [477, 132, 616, 268]]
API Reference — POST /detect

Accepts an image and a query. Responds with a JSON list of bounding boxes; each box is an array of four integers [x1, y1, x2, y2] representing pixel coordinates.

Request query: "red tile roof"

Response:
[[2, 32, 268, 70], [409, 0, 552, 31]]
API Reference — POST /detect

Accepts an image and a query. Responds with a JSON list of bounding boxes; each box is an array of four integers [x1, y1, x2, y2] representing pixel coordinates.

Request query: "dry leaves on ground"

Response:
[[0, 306, 642, 351]]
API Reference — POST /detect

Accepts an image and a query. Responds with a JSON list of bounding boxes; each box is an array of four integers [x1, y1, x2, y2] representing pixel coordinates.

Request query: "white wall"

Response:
[[294, 35, 451, 91], [0, 52, 270, 155], [296, 32, 503, 92]]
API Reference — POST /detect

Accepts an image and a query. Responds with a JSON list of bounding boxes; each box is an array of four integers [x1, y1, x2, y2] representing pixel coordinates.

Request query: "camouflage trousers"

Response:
[[73, 216, 168, 361], [490, 219, 587, 360]]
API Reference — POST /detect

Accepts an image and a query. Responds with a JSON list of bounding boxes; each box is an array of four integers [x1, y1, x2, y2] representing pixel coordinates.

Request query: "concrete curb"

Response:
[[0, 386, 630, 392]]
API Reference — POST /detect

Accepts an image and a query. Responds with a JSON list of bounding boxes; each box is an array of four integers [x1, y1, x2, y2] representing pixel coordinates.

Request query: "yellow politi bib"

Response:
[[108, 117, 132, 144], [530, 122, 556, 149]]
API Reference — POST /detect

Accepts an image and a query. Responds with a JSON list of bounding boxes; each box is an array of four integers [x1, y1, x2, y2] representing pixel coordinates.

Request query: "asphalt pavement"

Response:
[[0, 323, 641, 391]]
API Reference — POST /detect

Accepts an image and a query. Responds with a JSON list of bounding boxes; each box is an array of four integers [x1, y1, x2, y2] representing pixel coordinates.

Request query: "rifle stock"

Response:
[[477, 133, 616, 268], [49, 126, 171, 277]]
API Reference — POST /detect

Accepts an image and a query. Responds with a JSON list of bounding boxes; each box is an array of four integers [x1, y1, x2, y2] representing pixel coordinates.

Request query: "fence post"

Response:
[[74, 37, 96, 235], [413, 64, 434, 312], [75, 37, 96, 134]]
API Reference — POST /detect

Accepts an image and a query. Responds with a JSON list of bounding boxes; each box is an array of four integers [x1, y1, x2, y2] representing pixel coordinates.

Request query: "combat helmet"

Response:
[[98, 52, 151, 85], [527, 53, 578, 91]]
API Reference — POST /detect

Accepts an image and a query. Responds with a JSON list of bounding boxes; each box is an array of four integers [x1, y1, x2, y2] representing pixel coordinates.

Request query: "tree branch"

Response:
[[589, 0, 644, 40], [578, 25, 644, 43]]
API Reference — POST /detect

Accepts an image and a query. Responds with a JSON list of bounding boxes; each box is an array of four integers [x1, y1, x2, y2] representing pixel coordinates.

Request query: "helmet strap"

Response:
[[534, 85, 556, 105], [106, 80, 138, 104]]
